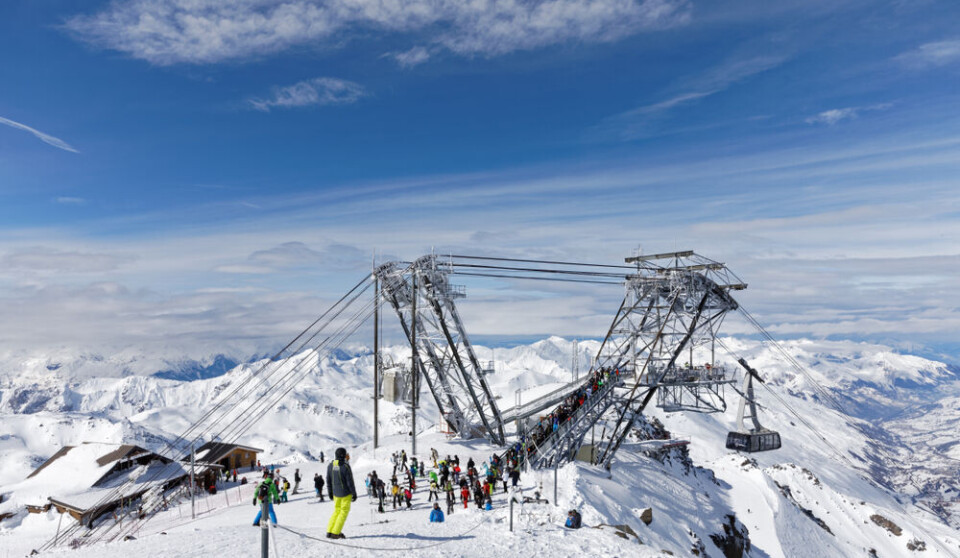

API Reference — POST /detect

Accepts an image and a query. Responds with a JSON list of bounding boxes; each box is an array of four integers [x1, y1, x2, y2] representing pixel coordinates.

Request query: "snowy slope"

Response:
[[1, 337, 959, 557]]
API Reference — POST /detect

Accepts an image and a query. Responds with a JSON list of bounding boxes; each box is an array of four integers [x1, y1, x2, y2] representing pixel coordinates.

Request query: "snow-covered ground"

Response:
[[2, 336, 960, 556]]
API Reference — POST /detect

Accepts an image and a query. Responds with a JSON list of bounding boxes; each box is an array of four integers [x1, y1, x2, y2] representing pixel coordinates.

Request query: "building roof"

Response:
[[2, 442, 182, 518], [193, 442, 263, 464], [49, 459, 187, 513]]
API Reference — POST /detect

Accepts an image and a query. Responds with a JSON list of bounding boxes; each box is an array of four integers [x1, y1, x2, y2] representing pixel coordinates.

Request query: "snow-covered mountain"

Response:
[[1, 337, 959, 556]]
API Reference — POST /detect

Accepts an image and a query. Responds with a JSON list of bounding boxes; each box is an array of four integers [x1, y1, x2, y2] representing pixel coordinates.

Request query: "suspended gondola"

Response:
[[726, 358, 781, 452]]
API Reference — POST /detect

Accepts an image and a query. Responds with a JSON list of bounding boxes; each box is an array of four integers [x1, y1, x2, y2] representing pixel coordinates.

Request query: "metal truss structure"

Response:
[[591, 251, 745, 467], [375, 256, 506, 445], [510, 251, 747, 470]]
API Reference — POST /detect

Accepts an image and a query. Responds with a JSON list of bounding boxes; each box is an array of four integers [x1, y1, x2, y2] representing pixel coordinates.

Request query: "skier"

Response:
[[403, 487, 413, 509], [280, 478, 289, 503], [326, 447, 357, 539], [428, 480, 439, 502], [509, 467, 520, 488], [252, 473, 279, 526], [429, 502, 445, 523], [376, 479, 386, 513], [320, 451, 325, 463], [461, 484, 470, 509], [391, 482, 401, 509], [314, 473, 325, 501], [293, 469, 301, 495], [565, 509, 582, 529], [445, 480, 455, 515]]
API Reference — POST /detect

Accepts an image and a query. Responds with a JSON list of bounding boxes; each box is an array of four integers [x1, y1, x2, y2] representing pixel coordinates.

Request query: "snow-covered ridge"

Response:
[[1, 337, 959, 556]]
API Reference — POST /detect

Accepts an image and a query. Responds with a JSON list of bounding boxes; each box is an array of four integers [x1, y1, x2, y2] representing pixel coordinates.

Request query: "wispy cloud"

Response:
[[2, 247, 132, 273], [63, 0, 691, 66], [56, 197, 87, 205], [894, 39, 960, 69], [385, 46, 431, 68], [805, 103, 893, 126], [1, 116, 958, 360], [248, 77, 367, 112], [594, 54, 787, 140], [0, 115, 79, 153], [246, 241, 367, 271]]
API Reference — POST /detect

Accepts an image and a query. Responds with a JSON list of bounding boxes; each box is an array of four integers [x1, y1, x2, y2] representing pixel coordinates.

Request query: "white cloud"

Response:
[[0, 115, 79, 153], [248, 77, 367, 112], [594, 54, 787, 140], [63, 0, 690, 66], [0, 123, 957, 361], [894, 39, 960, 69], [805, 103, 892, 125], [2, 247, 133, 273], [247, 241, 367, 270], [387, 46, 431, 68]]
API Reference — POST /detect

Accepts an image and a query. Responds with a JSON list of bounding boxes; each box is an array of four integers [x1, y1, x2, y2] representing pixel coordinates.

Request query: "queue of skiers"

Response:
[[520, 368, 621, 461]]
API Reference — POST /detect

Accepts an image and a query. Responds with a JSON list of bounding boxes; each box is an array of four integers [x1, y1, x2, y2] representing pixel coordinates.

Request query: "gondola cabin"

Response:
[[726, 429, 781, 452]]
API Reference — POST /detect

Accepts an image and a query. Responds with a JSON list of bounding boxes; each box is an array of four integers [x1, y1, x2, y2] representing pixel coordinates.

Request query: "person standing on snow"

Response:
[[293, 468, 301, 495], [314, 472, 325, 501], [326, 448, 357, 539], [376, 478, 386, 513], [429, 502, 445, 523], [252, 473, 279, 526], [444, 480, 455, 515]]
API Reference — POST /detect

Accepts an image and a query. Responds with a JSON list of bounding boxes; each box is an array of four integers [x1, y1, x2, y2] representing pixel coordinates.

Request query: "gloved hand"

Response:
[[352, 494, 357, 502]]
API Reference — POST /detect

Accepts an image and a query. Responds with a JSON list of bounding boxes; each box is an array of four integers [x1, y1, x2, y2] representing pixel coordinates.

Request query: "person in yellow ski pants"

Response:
[[326, 447, 357, 539]]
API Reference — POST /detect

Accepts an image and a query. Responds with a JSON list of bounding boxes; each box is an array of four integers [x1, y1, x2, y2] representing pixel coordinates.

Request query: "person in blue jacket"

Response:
[[429, 502, 445, 523], [565, 509, 582, 529]]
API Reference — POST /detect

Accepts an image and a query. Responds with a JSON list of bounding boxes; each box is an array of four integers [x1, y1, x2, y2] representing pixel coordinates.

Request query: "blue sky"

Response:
[[0, 0, 958, 364]]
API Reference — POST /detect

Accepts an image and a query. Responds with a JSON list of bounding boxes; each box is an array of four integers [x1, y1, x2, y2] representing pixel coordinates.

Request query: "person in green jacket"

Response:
[[252, 473, 279, 526], [326, 447, 357, 539]]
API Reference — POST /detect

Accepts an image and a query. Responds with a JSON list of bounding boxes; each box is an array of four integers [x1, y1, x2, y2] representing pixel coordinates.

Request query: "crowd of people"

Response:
[[249, 445, 526, 537], [519, 367, 621, 460], [362, 447, 524, 520], [246, 369, 626, 539]]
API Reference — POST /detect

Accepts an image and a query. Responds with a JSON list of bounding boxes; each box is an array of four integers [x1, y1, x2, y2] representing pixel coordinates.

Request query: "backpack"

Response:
[[257, 482, 269, 501]]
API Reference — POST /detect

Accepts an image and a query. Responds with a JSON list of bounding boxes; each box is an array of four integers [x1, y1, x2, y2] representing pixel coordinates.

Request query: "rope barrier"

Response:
[[273, 513, 489, 552]]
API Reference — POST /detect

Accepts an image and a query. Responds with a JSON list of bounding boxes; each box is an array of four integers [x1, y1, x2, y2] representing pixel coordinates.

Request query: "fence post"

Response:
[[554, 463, 558, 506], [509, 497, 518, 532], [261, 497, 269, 558]]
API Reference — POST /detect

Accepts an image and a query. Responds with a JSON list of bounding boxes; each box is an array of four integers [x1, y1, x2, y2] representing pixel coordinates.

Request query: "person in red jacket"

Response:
[[461, 485, 470, 509]]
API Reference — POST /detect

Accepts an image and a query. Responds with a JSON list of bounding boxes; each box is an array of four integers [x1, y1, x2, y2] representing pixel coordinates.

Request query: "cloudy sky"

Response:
[[0, 0, 958, 365]]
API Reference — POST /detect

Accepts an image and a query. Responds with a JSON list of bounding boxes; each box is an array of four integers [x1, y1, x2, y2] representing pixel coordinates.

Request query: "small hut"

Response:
[[193, 442, 262, 473]]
